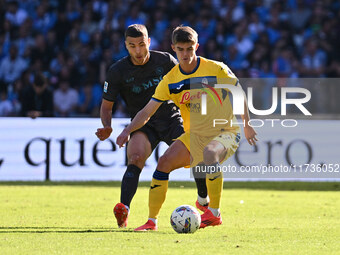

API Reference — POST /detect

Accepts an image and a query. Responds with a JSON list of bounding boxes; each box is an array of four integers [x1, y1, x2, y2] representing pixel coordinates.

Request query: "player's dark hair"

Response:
[[34, 73, 47, 88], [125, 24, 148, 39], [172, 26, 198, 44]]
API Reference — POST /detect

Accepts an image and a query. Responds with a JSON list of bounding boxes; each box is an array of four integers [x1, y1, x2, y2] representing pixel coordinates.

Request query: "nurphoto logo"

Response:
[[200, 84, 312, 128]]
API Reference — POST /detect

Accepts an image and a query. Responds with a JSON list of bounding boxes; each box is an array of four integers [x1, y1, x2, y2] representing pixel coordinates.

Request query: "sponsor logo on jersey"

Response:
[[156, 67, 164, 75], [126, 77, 135, 83], [132, 85, 142, 94], [130, 75, 163, 94], [180, 91, 207, 104], [185, 102, 201, 113], [141, 75, 162, 90]]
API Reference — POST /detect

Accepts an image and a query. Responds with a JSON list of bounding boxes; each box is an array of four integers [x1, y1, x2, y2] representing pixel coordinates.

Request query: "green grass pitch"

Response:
[[0, 181, 339, 255]]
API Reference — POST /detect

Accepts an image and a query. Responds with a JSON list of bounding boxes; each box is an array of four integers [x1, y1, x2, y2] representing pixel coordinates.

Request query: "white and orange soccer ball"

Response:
[[170, 205, 201, 233]]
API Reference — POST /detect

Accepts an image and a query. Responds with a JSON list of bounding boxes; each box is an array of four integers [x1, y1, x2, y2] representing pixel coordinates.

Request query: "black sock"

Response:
[[120, 164, 142, 208], [192, 166, 207, 198]]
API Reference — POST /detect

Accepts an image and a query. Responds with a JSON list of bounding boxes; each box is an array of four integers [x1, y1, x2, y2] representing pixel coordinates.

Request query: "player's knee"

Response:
[[157, 154, 173, 173], [128, 153, 147, 166], [203, 147, 219, 165]]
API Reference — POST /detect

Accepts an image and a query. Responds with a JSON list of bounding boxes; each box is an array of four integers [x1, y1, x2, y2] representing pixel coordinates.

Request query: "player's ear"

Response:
[[124, 40, 128, 49], [195, 43, 199, 51], [171, 44, 175, 52], [148, 37, 151, 46]]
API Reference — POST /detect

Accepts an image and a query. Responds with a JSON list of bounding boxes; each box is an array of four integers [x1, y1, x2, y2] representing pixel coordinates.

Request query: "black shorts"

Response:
[[131, 116, 184, 151]]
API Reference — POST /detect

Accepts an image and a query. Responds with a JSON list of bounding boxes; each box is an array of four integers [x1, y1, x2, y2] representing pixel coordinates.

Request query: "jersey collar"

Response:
[[179, 57, 200, 75]]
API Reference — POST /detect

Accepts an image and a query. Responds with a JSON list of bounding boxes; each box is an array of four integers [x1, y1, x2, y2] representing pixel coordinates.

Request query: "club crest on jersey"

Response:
[[103, 81, 108, 93]]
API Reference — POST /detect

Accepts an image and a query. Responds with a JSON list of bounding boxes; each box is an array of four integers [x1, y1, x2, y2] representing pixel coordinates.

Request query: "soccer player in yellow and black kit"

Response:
[[117, 26, 258, 231], [96, 24, 208, 229]]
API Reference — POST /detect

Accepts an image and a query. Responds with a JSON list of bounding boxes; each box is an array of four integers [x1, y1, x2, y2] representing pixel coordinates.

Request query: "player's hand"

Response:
[[244, 125, 258, 146], [95, 126, 112, 141], [116, 129, 130, 148]]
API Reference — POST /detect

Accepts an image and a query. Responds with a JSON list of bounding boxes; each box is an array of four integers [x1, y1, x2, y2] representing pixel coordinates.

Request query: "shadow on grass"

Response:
[[0, 226, 172, 234], [0, 227, 133, 233], [0, 181, 339, 191], [0, 227, 113, 230]]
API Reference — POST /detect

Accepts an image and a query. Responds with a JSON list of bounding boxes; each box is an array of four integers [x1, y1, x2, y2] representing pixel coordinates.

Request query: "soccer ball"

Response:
[[170, 205, 201, 233]]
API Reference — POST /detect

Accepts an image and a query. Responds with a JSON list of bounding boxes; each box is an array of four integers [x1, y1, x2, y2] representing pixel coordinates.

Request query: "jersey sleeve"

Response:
[[152, 77, 171, 102], [161, 53, 178, 76], [102, 65, 121, 102], [218, 62, 238, 86]]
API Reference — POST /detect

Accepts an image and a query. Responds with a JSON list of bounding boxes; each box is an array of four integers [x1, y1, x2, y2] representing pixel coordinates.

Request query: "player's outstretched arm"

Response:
[[96, 99, 113, 141], [116, 99, 162, 148], [237, 84, 258, 146]]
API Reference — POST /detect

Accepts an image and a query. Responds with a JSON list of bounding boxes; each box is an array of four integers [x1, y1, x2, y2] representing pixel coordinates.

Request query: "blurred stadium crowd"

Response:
[[0, 0, 339, 117]]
